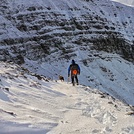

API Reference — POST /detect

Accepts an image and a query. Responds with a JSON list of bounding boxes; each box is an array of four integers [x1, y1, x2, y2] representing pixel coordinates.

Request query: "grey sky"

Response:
[[112, 0, 134, 6]]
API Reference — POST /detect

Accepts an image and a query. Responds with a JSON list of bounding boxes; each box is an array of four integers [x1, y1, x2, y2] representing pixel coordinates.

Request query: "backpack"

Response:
[[71, 64, 79, 75]]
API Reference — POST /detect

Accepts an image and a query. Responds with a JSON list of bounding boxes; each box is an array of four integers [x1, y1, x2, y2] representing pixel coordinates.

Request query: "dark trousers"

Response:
[[71, 75, 78, 85]]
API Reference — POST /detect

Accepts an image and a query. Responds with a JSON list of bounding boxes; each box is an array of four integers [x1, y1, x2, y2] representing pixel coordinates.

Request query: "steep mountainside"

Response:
[[0, 0, 134, 63], [1, 0, 134, 105]]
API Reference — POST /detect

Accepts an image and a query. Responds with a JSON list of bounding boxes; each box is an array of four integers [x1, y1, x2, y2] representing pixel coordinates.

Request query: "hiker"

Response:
[[68, 59, 80, 86]]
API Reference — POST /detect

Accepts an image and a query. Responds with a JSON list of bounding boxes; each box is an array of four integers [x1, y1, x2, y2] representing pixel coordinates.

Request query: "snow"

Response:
[[1, 0, 134, 133], [1, 0, 134, 42], [0, 61, 134, 134], [24, 51, 134, 106]]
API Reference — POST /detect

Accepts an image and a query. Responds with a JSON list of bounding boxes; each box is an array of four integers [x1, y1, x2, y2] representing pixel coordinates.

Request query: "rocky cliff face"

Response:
[[0, 0, 134, 64]]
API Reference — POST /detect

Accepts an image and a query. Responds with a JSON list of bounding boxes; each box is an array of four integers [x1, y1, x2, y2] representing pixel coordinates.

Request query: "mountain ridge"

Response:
[[0, 0, 134, 63], [0, 0, 134, 106], [0, 61, 134, 133], [1, 1, 134, 132]]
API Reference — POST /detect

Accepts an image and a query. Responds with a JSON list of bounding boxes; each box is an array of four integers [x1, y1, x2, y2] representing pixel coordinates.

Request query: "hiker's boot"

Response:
[[73, 82, 75, 86]]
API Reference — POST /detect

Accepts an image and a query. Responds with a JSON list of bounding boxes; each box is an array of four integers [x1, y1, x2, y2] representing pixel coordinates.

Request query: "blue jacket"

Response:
[[68, 60, 80, 77]]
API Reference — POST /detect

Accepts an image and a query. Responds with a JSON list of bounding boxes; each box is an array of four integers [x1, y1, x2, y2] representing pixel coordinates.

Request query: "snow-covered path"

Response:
[[0, 62, 134, 134], [48, 82, 134, 134]]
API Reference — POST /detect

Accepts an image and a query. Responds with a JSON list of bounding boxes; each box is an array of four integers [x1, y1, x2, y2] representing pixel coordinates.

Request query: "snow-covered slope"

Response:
[[0, 61, 134, 134], [0, 0, 134, 63], [0, 0, 134, 113], [22, 51, 134, 106]]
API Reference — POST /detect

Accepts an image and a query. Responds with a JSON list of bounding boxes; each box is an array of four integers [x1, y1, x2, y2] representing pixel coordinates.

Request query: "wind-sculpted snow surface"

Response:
[[0, 61, 134, 134]]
